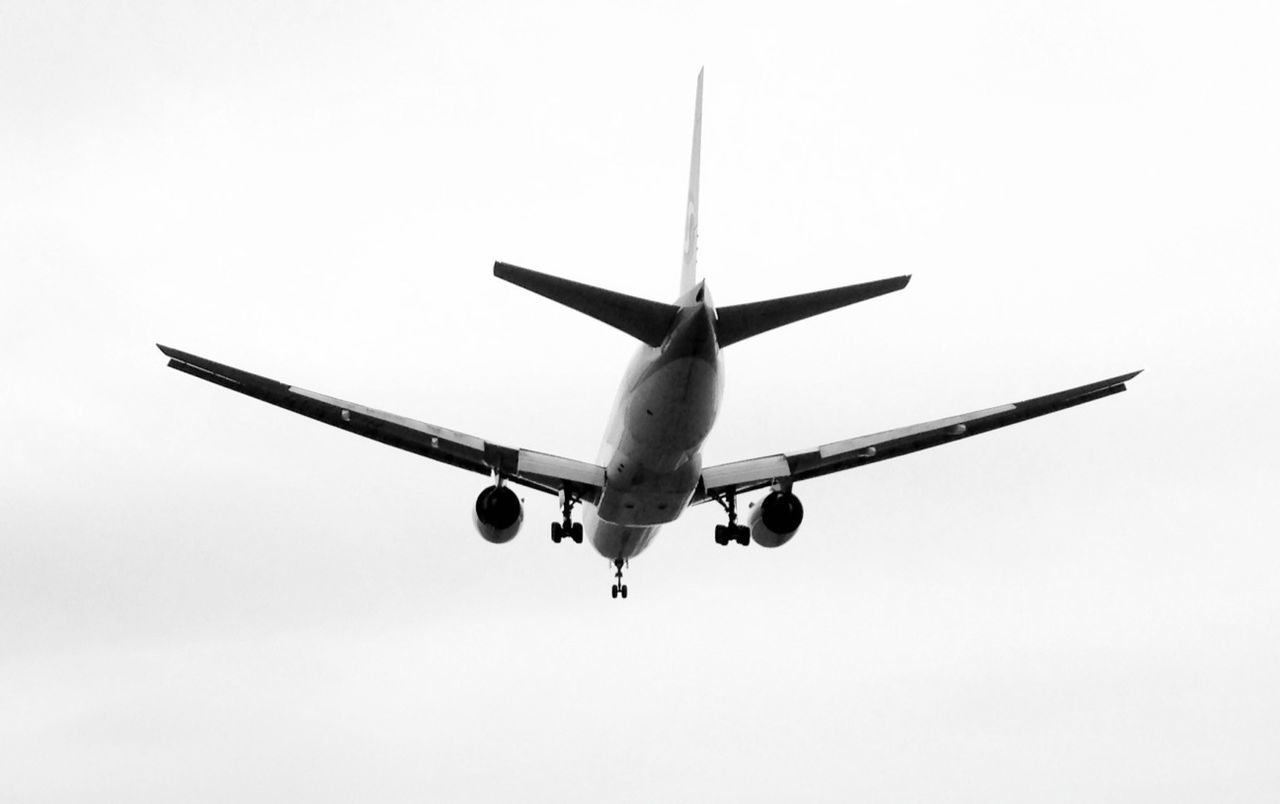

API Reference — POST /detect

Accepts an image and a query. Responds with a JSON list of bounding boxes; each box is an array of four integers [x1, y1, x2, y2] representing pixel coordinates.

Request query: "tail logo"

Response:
[[683, 199, 697, 257]]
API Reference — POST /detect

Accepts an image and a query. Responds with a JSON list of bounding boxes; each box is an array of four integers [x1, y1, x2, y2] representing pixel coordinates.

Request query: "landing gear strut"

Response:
[[550, 488, 584, 544], [610, 558, 629, 599], [712, 491, 750, 546]]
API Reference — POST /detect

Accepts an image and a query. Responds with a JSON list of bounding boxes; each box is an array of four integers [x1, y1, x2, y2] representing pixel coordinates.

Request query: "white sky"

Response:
[[3, 1, 1278, 800]]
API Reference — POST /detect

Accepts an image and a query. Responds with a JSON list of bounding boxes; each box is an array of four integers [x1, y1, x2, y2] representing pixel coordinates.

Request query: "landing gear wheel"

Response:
[[713, 493, 750, 547], [610, 558, 629, 600], [556, 490, 582, 546]]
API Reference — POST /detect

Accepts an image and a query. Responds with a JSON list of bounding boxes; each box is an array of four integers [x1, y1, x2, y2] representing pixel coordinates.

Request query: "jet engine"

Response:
[[472, 485, 523, 544], [747, 491, 804, 548]]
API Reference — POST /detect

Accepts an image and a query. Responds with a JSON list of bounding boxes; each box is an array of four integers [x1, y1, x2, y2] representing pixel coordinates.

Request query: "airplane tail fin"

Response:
[[494, 262, 678, 347], [715, 275, 912, 347], [680, 69, 703, 296]]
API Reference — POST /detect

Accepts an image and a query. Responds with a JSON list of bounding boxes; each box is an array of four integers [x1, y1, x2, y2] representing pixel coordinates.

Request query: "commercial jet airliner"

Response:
[[159, 71, 1140, 598]]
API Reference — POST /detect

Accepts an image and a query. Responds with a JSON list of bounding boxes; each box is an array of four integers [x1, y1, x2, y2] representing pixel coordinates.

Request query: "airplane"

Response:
[[158, 70, 1140, 599]]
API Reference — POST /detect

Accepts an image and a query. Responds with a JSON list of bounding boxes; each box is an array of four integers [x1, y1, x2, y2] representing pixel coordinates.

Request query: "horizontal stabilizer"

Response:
[[715, 275, 911, 347], [495, 262, 679, 347]]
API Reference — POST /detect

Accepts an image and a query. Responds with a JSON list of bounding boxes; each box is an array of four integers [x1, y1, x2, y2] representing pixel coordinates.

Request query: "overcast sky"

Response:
[[3, 1, 1279, 801]]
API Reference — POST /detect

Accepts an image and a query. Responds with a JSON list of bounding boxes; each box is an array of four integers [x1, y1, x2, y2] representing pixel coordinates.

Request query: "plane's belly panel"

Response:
[[622, 356, 721, 458], [594, 487, 690, 525], [584, 506, 661, 561], [585, 443, 698, 559], [585, 314, 723, 562]]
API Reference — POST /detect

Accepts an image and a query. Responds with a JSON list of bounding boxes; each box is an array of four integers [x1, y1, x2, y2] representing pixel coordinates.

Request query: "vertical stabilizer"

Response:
[[680, 69, 703, 296]]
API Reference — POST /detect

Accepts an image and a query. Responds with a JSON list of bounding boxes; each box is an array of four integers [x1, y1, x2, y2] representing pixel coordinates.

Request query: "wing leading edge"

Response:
[[695, 370, 1142, 502], [157, 345, 605, 501]]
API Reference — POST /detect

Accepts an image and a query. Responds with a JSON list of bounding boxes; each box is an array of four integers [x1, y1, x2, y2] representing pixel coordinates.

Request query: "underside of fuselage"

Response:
[[586, 291, 722, 561]]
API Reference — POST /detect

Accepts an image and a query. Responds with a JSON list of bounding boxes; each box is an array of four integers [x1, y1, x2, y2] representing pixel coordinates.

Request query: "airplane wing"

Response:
[[694, 370, 1141, 503], [157, 345, 605, 501]]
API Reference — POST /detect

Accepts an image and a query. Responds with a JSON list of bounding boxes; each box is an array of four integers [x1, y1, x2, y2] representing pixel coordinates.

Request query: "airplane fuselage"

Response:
[[584, 283, 722, 560]]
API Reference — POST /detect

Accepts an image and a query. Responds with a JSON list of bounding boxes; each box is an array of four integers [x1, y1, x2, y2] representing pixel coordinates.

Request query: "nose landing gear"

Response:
[[610, 558, 629, 599], [711, 491, 750, 546], [551, 489, 584, 544]]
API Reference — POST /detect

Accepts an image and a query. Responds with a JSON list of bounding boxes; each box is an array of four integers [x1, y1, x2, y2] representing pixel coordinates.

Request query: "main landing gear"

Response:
[[551, 489, 583, 544], [712, 491, 750, 546], [610, 558, 629, 599]]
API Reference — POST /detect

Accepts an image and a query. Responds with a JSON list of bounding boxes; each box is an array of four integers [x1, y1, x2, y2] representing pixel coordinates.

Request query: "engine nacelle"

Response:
[[472, 485, 523, 544], [747, 491, 804, 548]]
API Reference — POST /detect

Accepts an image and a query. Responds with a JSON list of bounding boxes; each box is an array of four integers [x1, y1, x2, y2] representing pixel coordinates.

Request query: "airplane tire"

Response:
[[571, 523, 583, 543], [611, 585, 619, 599], [621, 585, 628, 599], [551, 523, 562, 543]]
